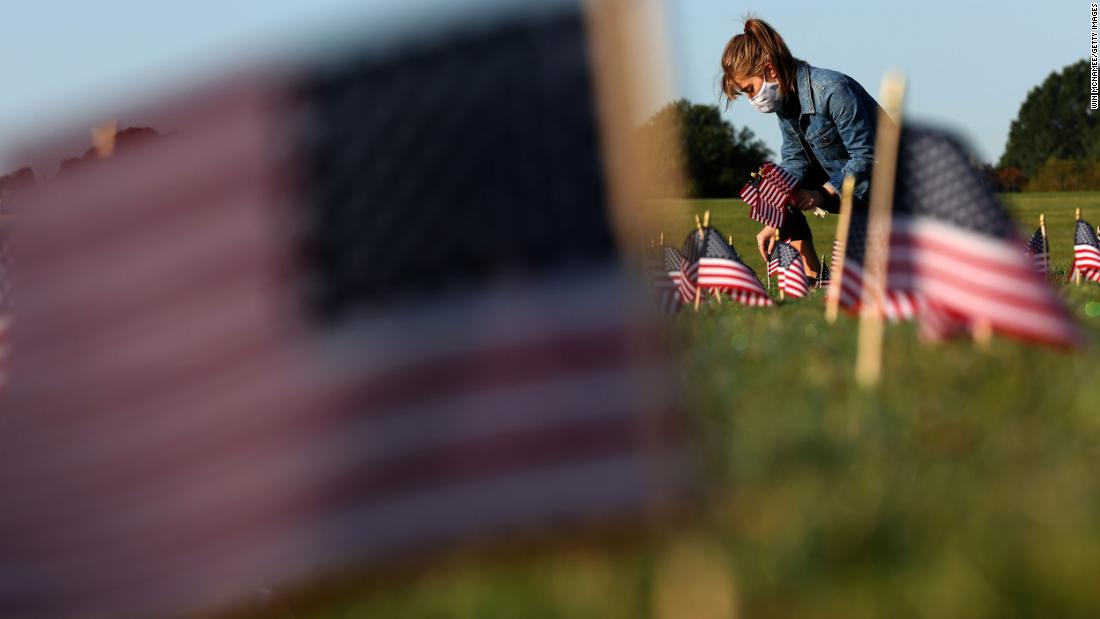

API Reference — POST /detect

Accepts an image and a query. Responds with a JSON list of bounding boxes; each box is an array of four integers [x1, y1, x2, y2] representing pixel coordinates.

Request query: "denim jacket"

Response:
[[777, 62, 881, 202]]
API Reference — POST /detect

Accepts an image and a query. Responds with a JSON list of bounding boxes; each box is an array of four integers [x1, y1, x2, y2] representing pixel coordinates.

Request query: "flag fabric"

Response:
[[1025, 227, 1049, 274], [887, 127, 1077, 345], [766, 245, 779, 278], [0, 227, 11, 388], [0, 7, 690, 618], [681, 227, 772, 307], [740, 162, 797, 229], [1070, 219, 1100, 283], [830, 208, 925, 321], [647, 247, 682, 315], [662, 245, 694, 306], [774, 241, 809, 299], [0, 227, 11, 390]]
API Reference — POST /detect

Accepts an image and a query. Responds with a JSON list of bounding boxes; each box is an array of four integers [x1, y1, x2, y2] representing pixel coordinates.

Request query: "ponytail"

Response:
[[720, 18, 799, 103]]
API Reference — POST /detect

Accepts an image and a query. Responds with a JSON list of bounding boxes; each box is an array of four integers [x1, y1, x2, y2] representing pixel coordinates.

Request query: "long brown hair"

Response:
[[720, 18, 799, 103]]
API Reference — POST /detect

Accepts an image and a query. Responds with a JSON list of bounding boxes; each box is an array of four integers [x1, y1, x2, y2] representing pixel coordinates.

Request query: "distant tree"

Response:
[[1023, 157, 1100, 192], [637, 100, 771, 198], [982, 164, 1025, 192], [1000, 60, 1098, 178], [995, 166, 1026, 192]]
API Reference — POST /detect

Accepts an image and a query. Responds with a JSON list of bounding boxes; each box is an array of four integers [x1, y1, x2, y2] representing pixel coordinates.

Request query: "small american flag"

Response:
[[740, 162, 797, 229], [1070, 219, 1100, 283], [774, 241, 808, 299], [1024, 227, 1049, 274], [766, 245, 779, 278], [681, 227, 772, 307], [888, 127, 1077, 345]]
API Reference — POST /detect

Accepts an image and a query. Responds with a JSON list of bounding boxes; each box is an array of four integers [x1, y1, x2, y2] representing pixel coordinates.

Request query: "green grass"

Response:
[[281, 193, 1100, 619]]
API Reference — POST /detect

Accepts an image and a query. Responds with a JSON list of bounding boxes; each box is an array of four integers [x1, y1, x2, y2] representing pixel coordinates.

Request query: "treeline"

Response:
[[995, 58, 1100, 192]]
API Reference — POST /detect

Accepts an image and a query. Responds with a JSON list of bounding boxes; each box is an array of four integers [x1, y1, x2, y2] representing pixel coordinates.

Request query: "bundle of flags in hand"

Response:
[[1070, 217, 1100, 283], [739, 162, 798, 229]]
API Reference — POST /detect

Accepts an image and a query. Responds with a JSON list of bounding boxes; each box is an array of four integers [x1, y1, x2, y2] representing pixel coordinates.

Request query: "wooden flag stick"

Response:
[[826, 176, 856, 323], [91, 119, 118, 159], [693, 214, 704, 311], [972, 317, 993, 348], [659, 232, 665, 246], [1076, 208, 1083, 285], [775, 229, 784, 301], [1039, 213, 1048, 273], [855, 72, 906, 388]]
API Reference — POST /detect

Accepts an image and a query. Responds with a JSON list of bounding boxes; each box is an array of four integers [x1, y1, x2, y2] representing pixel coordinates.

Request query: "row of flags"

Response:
[[646, 212, 830, 314], [739, 160, 829, 230], [1021, 210, 1100, 285], [654, 126, 1092, 353]]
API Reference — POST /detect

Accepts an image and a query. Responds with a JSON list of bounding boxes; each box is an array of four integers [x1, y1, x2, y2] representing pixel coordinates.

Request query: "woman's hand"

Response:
[[792, 189, 825, 212], [756, 225, 778, 261]]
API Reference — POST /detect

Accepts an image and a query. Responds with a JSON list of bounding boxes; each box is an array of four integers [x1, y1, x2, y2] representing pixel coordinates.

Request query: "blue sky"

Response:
[[662, 0, 1085, 165], [0, 0, 1086, 171]]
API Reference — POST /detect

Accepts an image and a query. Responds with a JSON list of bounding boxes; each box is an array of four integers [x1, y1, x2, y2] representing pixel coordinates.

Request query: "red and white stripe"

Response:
[[693, 257, 772, 306], [892, 217, 1078, 346], [677, 258, 697, 303], [725, 289, 773, 307], [749, 204, 785, 229], [740, 163, 796, 230], [779, 260, 808, 299], [832, 243, 924, 321], [648, 264, 682, 315], [1030, 252, 1049, 274], [1073, 243, 1100, 283]]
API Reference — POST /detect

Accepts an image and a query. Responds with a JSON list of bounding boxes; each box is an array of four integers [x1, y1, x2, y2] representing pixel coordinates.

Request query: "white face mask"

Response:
[[749, 77, 782, 113]]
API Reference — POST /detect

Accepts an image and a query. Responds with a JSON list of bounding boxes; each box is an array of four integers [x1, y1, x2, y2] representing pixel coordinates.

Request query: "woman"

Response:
[[721, 18, 881, 280]]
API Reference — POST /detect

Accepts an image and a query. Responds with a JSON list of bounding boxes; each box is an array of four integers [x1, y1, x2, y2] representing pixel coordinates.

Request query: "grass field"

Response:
[[289, 193, 1100, 619]]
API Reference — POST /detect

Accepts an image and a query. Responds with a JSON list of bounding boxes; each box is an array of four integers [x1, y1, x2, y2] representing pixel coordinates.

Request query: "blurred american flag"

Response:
[[832, 127, 1077, 344], [0, 5, 690, 617]]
